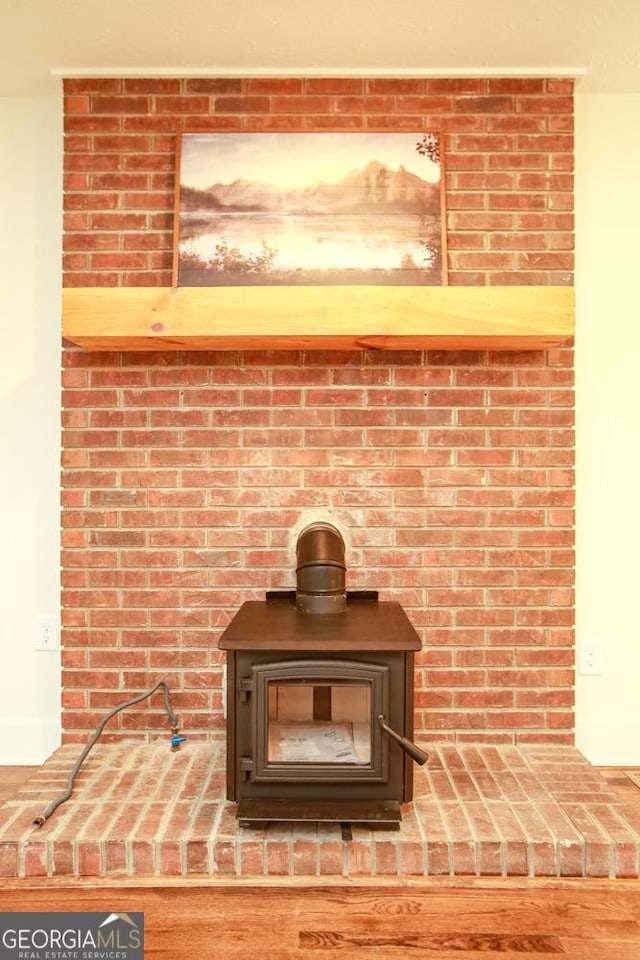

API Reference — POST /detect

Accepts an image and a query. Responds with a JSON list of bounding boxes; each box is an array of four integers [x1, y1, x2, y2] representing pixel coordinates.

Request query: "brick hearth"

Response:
[[1, 744, 637, 879]]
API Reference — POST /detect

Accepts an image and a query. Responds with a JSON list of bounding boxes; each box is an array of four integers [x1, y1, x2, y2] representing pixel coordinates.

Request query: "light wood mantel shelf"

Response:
[[62, 285, 574, 352]]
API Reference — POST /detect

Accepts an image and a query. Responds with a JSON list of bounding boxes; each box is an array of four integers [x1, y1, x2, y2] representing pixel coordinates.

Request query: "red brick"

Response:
[[154, 95, 210, 113], [489, 79, 546, 95], [429, 79, 486, 94], [93, 134, 151, 152], [60, 77, 575, 742], [455, 133, 515, 151], [64, 233, 120, 252], [64, 134, 91, 153], [23, 841, 48, 877], [519, 173, 573, 191], [123, 153, 174, 171], [519, 97, 574, 114], [64, 192, 119, 210], [318, 841, 344, 875], [63, 252, 89, 271], [346, 841, 372, 876], [64, 171, 90, 191], [395, 96, 455, 113], [244, 78, 302, 94], [123, 116, 180, 133], [546, 79, 574, 95], [64, 211, 90, 230], [104, 840, 128, 875], [488, 116, 546, 132], [456, 96, 514, 113], [91, 213, 149, 230], [92, 96, 150, 113], [77, 840, 102, 876], [519, 134, 574, 152], [92, 172, 149, 190], [214, 96, 271, 113], [65, 116, 121, 133], [64, 78, 122, 94], [0, 843, 19, 877], [362, 115, 421, 131], [336, 96, 395, 113], [185, 79, 242, 94], [122, 191, 171, 210], [124, 79, 182, 94]]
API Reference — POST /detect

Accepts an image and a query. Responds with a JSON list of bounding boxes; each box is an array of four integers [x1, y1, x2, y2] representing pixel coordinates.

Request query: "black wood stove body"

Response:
[[219, 522, 426, 828]]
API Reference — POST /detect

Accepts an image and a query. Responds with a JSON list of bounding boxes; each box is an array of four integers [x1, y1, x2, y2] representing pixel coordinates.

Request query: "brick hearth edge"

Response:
[[0, 744, 636, 879]]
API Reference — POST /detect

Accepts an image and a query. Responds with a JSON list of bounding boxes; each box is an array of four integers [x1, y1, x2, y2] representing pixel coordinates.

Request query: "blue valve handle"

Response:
[[171, 733, 187, 748]]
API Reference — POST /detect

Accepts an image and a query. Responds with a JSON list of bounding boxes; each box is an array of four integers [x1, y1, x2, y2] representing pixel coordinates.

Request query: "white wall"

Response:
[[1, 90, 639, 766], [574, 92, 640, 764], [0, 95, 62, 762]]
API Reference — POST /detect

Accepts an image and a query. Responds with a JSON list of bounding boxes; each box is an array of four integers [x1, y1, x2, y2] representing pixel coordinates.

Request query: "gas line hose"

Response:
[[32, 680, 184, 828]]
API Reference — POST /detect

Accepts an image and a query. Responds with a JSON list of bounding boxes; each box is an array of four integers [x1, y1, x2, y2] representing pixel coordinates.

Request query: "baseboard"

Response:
[[575, 719, 640, 767], [0, 718, 61, 765]]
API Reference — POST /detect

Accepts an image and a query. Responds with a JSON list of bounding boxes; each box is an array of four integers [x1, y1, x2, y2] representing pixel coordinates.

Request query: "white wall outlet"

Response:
[[35, 614, 60, 652], [579, 638, 604, 676]]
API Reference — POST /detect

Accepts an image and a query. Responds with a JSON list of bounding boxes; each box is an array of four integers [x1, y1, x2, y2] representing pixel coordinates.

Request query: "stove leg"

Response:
[[340, 823, 353, 842]]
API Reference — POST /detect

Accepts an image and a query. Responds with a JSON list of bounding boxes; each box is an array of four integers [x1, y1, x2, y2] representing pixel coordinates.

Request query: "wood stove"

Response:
[[219, 522, 426, 828]]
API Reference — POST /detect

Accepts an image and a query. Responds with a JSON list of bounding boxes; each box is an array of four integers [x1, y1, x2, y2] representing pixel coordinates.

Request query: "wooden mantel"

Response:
[[62, 285, 574, 352]]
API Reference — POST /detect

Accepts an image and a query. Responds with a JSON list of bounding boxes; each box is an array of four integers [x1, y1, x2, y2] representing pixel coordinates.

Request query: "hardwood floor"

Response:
[[0, 877, 638, 959], [598, 767, 640, 805], [1, 765, 639, 957]]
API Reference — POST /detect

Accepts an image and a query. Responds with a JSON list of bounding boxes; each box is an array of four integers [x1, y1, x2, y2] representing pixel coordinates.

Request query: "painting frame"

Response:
[[173, 129, 447, 289]]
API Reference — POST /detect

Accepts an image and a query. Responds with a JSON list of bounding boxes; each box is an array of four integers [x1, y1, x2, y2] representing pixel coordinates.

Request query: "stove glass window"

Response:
[[267, 681, 371, 765]]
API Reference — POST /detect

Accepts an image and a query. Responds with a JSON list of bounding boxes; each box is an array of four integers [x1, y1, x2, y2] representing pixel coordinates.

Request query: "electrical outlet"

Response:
[[35, 614, 60, 652], [579, 638, 604, 676]]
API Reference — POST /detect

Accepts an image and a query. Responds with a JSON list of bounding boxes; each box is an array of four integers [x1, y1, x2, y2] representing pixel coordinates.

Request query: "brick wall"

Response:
[[61, 77, 575, 744]]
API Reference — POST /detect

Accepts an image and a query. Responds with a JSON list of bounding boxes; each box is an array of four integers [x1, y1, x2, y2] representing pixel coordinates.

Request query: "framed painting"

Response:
[[173, 131, 447, 287]]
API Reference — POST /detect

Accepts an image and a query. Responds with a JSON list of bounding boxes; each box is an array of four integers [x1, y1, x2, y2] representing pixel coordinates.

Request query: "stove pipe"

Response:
[[295, 522, 347, 615]]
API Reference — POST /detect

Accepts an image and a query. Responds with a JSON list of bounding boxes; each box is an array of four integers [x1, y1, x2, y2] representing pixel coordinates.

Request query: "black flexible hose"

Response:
[[32, 680, 179, 829]]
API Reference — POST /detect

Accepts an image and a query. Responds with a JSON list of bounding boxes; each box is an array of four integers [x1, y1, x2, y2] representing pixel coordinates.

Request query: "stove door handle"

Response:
[[377, 715, 428, 766]]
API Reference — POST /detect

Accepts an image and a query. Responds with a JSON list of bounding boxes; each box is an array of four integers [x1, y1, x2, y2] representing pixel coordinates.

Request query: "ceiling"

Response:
[[2, 0, 640, 97]]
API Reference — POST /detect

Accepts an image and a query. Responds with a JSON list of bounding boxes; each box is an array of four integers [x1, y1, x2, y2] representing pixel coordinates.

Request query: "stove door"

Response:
[[250, 659, 389, 783]]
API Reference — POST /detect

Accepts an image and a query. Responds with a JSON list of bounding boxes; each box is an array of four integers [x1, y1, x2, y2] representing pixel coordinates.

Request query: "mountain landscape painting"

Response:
[[174, 131, 446, 286]]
